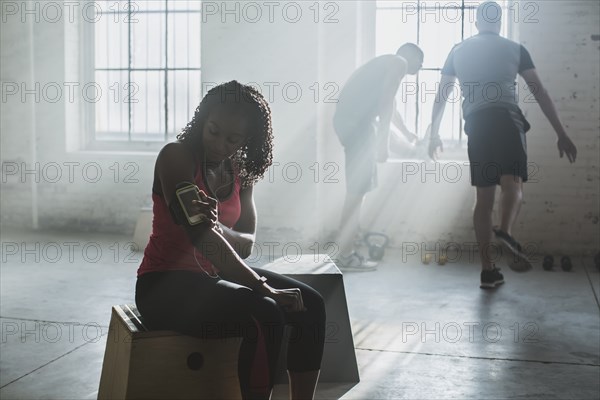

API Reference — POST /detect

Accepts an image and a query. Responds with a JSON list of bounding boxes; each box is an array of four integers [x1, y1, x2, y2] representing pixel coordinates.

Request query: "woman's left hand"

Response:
[[269, 287, 306, 313], [191, 190, 218, 226]]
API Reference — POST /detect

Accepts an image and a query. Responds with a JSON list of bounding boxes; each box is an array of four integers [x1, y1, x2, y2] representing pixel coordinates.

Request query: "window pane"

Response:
[[377, 1, 466, 8], [167, 71, 202, 137], [376, 9, 417, 56], [130, 71, 165, 140], [419, 9, 463, 68], [463, 13, 478, 38], [376, 0, 515, 152], [168, 11, 201, 68], [91, 1, 202, 143], [95, 70, 129, 140], [137, 0, 166, 12], [96, 0, 123, 15], [169, 0, 202, 12], [131, 12, 166, 68], [396, 74, 418, 134], [430, 0, 464, 5], [417, 70, 462, 141], [94, 12, 128, 69], [376, 1, 411, 8]]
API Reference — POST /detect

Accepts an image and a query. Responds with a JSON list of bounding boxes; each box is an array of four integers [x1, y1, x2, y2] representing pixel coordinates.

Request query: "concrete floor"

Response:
[[1, 229, 599, 400]]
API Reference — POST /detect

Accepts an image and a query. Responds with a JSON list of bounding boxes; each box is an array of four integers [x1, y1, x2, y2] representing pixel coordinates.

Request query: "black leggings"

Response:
[[135, 268, 326, 399]]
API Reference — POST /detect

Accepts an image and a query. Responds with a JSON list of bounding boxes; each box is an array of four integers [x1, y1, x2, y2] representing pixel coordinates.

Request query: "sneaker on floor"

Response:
[[336, 252, 378, 272], [493, 228, 533, 272], [480, 266, 505, 289]]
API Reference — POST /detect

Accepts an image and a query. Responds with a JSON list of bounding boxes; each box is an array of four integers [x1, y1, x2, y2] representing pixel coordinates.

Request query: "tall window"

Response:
[[84, 0, 202, 148], [376, 0, 511, 151]]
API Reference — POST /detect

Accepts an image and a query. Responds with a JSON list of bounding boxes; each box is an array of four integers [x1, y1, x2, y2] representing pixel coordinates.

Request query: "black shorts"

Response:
[[465, 107, 531, 187], [334, 119, 378, 195]]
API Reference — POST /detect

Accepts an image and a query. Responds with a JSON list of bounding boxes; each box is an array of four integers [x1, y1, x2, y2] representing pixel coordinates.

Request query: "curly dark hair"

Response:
[[176, 81, 274, 188]]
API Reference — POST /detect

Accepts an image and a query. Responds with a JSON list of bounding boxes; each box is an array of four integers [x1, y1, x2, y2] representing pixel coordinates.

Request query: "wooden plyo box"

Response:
[[260, 254, 360, 383], [97, 305, 243, 400]]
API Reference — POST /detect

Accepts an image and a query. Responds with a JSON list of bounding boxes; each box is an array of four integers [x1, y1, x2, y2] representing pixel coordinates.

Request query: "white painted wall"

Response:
[[1, 1, 598, 256], [1, 3, 155, 234]]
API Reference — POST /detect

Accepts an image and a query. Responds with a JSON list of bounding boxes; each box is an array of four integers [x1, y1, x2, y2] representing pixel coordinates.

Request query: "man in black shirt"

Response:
[[429, 1, 577, 288]]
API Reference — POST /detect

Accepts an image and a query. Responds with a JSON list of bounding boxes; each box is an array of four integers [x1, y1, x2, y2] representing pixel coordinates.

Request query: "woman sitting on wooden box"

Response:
[[135, 81, 326, 400]]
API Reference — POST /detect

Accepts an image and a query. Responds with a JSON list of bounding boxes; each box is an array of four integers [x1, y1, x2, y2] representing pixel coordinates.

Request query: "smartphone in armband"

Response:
[[175, 184, 208, 226]]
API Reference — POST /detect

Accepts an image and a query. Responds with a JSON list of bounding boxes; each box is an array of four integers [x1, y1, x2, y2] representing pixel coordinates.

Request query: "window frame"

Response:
[[81, 0, 202, 152], [373, 0, 516, 160]]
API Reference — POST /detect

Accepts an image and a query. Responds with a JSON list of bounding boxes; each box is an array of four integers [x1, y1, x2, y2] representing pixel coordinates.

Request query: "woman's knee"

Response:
[[301, 287, 326, 325], [246, 291, 286, 327]]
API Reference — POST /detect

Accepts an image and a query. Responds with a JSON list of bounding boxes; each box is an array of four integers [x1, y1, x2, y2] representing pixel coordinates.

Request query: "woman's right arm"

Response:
[[156, 143, 304, 311]]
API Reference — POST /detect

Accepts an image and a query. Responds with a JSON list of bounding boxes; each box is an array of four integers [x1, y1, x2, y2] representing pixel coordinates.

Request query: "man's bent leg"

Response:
[[338, 192, 365, 257], [497, 174, 532, 271], [337, 132, 377, 261], [499, 175, 523, 236], [474, 185, 496, 271]]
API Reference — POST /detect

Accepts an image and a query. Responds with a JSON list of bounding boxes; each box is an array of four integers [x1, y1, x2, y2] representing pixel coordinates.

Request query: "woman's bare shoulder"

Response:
[[157, 141, 194, 165]]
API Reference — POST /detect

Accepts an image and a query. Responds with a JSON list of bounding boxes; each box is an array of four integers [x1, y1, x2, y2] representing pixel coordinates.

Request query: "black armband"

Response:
[[169, 182, 208, 226], [168, 196, 186, 225]]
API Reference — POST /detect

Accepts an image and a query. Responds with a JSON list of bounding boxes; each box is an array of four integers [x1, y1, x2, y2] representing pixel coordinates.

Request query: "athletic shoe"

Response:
[[492, 227, 524, 253], [493, 228, 533, 272], [336, 252, 378, 272], [480, 266, 505, 289]]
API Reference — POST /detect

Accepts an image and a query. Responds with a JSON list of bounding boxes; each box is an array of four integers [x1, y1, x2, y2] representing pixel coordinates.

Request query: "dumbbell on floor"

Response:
[[542, 255, 554, 271], [560, 255, 572, 272]]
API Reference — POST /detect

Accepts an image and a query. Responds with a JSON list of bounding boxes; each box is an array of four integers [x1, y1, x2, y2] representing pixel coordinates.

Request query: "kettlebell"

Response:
[[560, 255, 572, 272], [364, 232, 389, 261], [542, 255, 554, 271]]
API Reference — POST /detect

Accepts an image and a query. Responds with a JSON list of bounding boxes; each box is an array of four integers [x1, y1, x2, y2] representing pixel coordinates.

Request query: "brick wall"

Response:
[[516, 0, 600, 254]]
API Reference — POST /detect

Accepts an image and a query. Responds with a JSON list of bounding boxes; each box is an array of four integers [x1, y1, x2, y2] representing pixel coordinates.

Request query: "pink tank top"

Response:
[[137, 163, 242, 277]]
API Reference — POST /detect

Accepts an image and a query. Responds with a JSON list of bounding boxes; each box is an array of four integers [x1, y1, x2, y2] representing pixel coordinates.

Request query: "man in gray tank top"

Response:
[[428, 1, 577, 288], [333, 43, 424, 271]]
